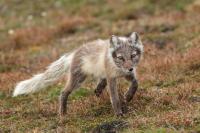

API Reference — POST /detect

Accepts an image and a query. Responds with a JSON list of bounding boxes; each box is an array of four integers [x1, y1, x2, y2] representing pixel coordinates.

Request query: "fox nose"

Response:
[[129, 68, 133, 72]]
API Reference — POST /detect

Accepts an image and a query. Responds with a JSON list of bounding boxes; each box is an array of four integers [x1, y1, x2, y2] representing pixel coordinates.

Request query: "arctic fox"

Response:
[[13, 32, 143, 117]]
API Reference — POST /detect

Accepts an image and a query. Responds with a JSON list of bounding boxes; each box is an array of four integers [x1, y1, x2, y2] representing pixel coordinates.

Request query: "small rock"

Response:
[[91, 120, 129, 133], [190, 96, 200, 102]]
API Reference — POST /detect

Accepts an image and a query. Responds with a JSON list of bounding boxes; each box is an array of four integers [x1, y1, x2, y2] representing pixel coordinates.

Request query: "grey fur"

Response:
[[94, 78, 107, 97], [124, 75, 138, 102], [107, 77, 123, 116]]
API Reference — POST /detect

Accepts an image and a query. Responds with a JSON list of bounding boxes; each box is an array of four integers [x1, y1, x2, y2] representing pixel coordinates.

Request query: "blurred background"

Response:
[[1, 0, 200, 132]]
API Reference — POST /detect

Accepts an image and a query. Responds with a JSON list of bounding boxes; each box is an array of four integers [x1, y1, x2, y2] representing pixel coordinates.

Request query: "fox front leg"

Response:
[[94, 78, 107, 97], [107, 78, 123, 116], [125, 75, 138, 102]]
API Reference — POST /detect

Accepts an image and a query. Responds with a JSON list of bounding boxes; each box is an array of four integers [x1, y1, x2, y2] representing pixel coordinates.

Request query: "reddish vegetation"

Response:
[[1, 17, 86, 51], [1, 0, 200, 132], [10, 27, 53, 49]]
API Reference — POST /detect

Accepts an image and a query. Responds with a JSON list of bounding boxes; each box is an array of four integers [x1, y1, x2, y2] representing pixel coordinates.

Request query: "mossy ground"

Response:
[[1, 0, 200, 132]]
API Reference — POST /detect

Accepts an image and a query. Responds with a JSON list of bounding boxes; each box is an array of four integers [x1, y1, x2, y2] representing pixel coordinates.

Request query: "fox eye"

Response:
[[131, 52, 137, 59], [117, 55, 124, 61], [128, 39, 132, 44], [128, 39, 136, 44]]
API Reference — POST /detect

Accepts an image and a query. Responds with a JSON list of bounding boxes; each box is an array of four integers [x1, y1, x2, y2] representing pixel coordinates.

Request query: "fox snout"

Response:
[[123, 60, 134, 72]]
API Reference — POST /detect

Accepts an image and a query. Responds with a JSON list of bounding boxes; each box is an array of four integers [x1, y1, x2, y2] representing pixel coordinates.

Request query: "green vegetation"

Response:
[[1, 0, 200, 132]]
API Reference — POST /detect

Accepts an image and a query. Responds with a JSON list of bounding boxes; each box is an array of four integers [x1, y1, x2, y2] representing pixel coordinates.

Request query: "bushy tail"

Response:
[[13, 53, 74, 97]]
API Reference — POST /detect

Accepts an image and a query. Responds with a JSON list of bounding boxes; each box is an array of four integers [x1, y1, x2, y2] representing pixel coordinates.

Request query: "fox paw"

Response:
[[94, 89, 102, 97], [125, 93, 133, 103], [116, 112, 124, 117], [121, 104, 128, 114]]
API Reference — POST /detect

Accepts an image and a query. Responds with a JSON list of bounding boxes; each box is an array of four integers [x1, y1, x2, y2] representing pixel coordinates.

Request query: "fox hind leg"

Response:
[[59, 69, 86, 117]]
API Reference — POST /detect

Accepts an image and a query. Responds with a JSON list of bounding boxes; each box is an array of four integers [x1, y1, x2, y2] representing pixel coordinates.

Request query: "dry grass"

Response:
[[0, 17, 86, 51], [1, 0, 200, 132]]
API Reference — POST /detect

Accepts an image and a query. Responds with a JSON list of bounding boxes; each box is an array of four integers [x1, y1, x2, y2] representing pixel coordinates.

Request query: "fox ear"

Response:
[[129, 32, 144, 52], [129, 32, 139, 45], [110, 35, 120, 48]]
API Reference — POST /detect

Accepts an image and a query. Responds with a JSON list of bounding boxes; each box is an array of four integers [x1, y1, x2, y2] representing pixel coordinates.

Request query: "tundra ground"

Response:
[[0, 0, 200, 132]]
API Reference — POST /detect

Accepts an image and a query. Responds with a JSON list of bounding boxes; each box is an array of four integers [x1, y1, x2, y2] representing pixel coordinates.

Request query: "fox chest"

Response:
[[81, 55, 106, 78]]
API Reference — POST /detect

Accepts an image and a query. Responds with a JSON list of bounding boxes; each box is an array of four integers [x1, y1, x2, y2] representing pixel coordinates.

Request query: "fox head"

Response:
[[110, 32, 143, 74]]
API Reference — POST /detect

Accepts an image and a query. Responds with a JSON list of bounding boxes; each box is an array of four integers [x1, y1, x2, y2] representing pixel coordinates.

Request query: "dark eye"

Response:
[[131, 52, 137, 59], [128, 39, 132, 44], [117, 56, 124, 61]]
